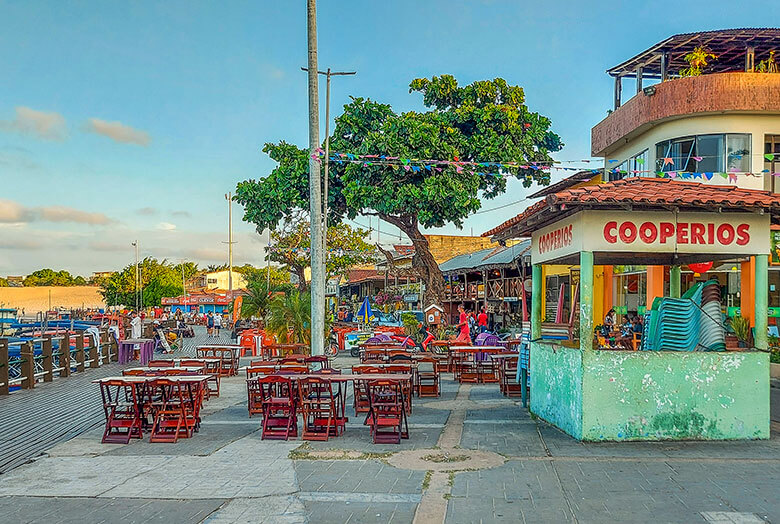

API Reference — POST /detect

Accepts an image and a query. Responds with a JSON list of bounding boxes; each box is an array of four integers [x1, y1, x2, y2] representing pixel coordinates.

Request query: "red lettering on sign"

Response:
[[618, 222, 637, 243], [659, 222, 675, 243], [736, 224, 750, 246], [717, 224, 735, 244], [677, 223, 689, 244], [638, 222, 657, 243], [690, 223, 705, 244], [604, 221, 617, 243]]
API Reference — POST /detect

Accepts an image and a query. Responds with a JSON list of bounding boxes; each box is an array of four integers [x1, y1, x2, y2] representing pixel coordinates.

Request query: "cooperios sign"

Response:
[[531, 210, 769, 264]]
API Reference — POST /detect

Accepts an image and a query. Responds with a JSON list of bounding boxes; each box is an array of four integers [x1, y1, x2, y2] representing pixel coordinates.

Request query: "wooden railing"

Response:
[[0, 328, 121, 395]]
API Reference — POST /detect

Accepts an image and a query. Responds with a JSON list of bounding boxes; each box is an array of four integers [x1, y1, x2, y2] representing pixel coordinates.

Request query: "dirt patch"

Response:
[[0, 286, 105, 314]]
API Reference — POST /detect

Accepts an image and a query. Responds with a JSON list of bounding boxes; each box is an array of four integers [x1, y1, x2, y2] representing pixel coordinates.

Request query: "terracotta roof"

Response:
[[392, 245, 415, 256], [484, 177, 780, 239], [528, 170, 601, 199], [345, 269, 386, 284]]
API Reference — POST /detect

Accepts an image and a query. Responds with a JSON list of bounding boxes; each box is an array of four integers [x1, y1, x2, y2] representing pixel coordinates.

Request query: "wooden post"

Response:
[[75, 333, 85, 372], [660, 52, 669, 82], [614, 75, 622, 109], [88, 335, 99, 369], [60, 333, 71, 377], [741, 258, 756, 326], [42, 335, 53, 382], [99, 330, 108, 364], [110, 330, 119, 362], [755, 254, 769, 350], [580, 251, 594, 351], [21, 341, 35, 389], [636, 66, 643, 95], [0, 339, 9, 395], [646, 265, 665, 310]]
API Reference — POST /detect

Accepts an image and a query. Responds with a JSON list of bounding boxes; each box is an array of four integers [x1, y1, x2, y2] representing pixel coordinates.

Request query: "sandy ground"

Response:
[[0, 286, 105, 314]]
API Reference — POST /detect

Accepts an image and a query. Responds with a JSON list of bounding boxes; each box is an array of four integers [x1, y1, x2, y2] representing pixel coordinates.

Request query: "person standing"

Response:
[[214, 312, 222, 336], [206, 311, 214, 337], [130, 312, 142, 339], [455, 304, 471, 344], [477, 307, 488, 333]]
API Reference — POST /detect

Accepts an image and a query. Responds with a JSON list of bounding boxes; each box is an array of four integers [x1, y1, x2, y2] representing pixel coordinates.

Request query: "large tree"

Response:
[[23, 268, 86, 286], [100, 258, 199, 307], [235, 75, 562, 305]]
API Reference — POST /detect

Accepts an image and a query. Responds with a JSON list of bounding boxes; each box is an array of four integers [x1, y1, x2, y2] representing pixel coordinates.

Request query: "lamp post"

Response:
[[224, 193, 235, 298], [131, 241, 139, 311]]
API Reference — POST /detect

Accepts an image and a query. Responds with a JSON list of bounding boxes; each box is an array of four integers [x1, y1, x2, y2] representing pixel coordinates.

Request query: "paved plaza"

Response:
[[0, 328, 779, 523]]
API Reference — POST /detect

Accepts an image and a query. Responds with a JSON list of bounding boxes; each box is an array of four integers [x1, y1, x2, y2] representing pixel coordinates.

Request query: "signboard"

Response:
[[532, 211, 769, 263], [403, 294, 419, 303]]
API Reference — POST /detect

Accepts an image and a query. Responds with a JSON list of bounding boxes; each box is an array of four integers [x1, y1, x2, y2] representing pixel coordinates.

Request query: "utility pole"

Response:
[[267, 227, 271, 290], [300, 66, 356, 256], [132, 241, 139, 311], [306, 0, 325, 355], [224, 192, 235, 298]]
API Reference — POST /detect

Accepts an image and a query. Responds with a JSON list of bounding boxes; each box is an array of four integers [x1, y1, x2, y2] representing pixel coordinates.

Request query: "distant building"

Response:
[[6, 276, 23, 287], [91, 271, 114, 280], [189, 270, 247, 292]]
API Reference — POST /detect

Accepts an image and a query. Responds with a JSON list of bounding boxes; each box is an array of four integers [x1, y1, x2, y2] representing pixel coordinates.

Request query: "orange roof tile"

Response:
[[484, 177, 780, 239]]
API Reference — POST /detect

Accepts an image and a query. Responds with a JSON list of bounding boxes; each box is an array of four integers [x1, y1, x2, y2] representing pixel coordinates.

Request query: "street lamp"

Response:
[[131, 241, 139, 311]]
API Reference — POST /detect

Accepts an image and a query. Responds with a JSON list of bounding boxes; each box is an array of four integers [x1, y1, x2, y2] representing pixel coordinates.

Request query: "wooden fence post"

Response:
[[60, 333, 71, 377], [42, 335, 53, 382], [21, 341, 35, 389], [100, 330, 109, 364], [88, 334, 99, 369], [75, 333, 85, 372], [0, 339, 9, 395]]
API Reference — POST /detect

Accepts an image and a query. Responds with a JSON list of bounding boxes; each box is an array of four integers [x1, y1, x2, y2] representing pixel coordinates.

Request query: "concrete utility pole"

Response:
[[300, 66, 356, 256], [306, 0, 325, 355], [224, 192, 235, 298], [132, 241, 139, 311]]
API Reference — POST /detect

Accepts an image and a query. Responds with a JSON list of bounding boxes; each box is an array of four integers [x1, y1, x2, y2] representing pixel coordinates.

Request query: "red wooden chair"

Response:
[[352, 365, 382, 414], [247, 377, 264, 417], [149, 379, 197, 443], [99, 379, 143, 444], [500, 356, 521, 397], [148, 359, 174, 368], [305, 355, 330, 370], [415, 356, 440, 397], [298, 376, 346, 441], [258, 376, 298, 440], [366, 380, 409, 444]]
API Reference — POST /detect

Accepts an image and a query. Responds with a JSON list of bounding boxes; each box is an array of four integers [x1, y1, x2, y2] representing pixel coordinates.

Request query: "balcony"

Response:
[[591, 72, 780, 157]]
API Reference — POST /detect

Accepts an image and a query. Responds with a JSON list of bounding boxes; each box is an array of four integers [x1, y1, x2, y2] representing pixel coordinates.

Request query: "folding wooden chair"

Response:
[[258, 376, 298, 440], [366, 380, 409, 444], [100, 379, 143, 444], [298, 376, 345, 441], [416, 356, 440, 397]]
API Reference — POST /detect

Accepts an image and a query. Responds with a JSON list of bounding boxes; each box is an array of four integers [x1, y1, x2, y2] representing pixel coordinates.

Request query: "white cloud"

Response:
[[157, 222, 177, 231], [0, 199, 112, 225], [171, 210, 191, 218], [0, 199, 35, 223], [85, 118, 150, 146], [136, 207, 157, 216], [0, 107, 67, 141], [39, 206, 113, 225]]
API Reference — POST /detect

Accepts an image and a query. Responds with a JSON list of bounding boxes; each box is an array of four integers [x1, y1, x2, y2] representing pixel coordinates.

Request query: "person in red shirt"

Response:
[[456, 304, 471, 344], [477, 308, 488, 333]]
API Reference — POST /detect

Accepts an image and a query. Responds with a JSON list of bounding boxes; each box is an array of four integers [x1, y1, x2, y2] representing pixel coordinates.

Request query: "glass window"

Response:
[[655, 133, 751, 174], [695, 134, 724, 172], [609, 150, 648, 181], [727, 134, 751, 172]]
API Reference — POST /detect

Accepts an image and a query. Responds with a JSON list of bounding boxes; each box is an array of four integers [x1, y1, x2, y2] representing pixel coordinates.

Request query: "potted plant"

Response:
[[730, 315, 751, 349], [679, 46, 717, 77]]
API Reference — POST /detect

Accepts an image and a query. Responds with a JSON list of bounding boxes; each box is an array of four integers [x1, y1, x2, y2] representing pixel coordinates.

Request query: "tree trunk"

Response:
[[378, 214, 445, 308]]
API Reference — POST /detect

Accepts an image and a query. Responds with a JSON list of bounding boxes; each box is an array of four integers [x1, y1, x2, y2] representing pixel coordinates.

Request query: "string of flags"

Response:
[[311, 149, 780, 181], [268, 246, 377, 257]]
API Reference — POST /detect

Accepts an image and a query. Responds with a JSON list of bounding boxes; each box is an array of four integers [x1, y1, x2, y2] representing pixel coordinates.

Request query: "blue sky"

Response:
[[1, 0, 777, 275]]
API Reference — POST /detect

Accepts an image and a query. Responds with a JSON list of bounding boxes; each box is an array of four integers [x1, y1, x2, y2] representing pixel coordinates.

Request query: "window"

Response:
[[655, 134, 751, 174], [608, 149, 648, 181]]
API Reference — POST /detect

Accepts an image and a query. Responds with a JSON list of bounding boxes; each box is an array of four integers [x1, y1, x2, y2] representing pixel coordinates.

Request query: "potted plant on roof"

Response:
[[679, 46, 717, 77]]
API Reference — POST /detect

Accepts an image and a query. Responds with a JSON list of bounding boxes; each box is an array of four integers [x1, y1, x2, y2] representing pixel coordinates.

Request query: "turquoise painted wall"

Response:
[[581, 351, 770, 441], [530, 342, 583, 439]]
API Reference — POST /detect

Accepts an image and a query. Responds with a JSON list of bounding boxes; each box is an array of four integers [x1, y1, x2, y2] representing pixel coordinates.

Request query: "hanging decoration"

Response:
[[688, 262, 714, 274]]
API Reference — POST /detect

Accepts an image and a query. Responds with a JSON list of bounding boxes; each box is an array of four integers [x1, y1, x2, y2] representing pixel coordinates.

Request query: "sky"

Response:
[[1, 0, 778, 276]]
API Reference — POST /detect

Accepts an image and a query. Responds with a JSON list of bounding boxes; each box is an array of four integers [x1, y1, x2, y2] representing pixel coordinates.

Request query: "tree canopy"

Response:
[[23, 269, 87, 286], [99, 258, 199, 307], [235, 75, 562, 305], [266, 215, 376, 289]]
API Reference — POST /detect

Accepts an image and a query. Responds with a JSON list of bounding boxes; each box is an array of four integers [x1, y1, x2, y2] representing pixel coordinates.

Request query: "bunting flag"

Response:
[[268, 246, 377, 256]]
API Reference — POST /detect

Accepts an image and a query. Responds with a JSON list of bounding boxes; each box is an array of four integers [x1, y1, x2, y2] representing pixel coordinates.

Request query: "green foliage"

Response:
[[99, 258, 199, 307], [730, 315, 751, 343], [268, 216, 376, 286], [679, 46, 717, 77], [235, 75, 562, 304], [266, 290, 312, 347], [237, 271, 293, 320], [23, 269, 86, 286], [233, 264, 292, 287], [0, 277, 8, 287], [771, 347, 780, 364], [756, 50, 778, 73], [401, 312, 419, 336]]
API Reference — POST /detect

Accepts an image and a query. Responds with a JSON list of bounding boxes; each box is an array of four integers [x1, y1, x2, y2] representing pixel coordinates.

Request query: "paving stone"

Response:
[[295, 459, 424, 494], [0, 495, 224, 524], [204, 496, 306, 523], [302, 500, 418, 524]]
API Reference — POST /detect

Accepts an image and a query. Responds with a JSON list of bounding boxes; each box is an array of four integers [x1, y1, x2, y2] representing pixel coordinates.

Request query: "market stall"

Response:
[[486, 178, 775, 441]]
